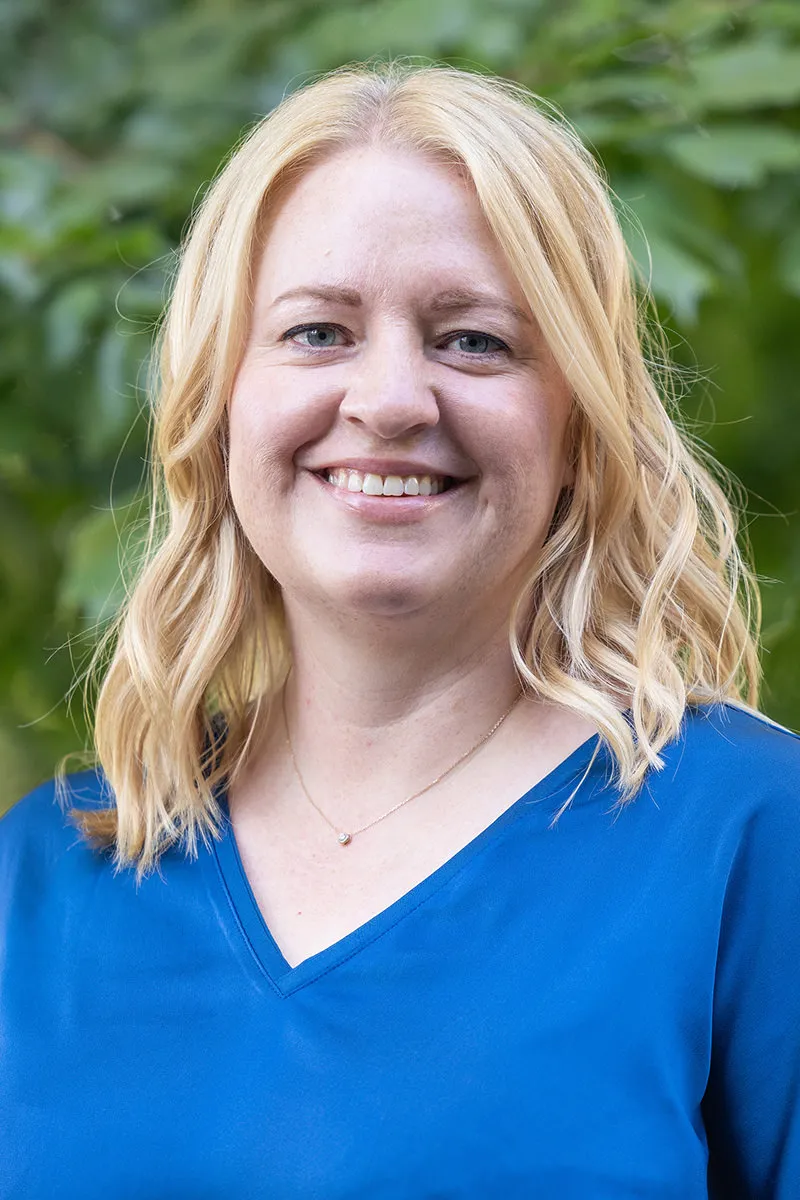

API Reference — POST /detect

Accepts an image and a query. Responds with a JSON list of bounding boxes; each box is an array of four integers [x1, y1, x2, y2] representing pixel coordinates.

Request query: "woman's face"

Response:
[[228, 146, 574, 627]]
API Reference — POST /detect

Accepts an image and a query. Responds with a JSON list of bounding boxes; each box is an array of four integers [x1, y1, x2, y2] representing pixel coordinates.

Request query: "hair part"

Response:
[[60, 59, 762, 877]]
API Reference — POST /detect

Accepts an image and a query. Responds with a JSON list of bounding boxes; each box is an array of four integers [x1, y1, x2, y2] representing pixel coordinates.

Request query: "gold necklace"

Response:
[[282, 686, 524, 846]]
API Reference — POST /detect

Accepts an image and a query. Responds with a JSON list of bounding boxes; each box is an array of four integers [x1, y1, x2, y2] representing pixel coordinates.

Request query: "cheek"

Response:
[[458, 390, 572, 552], [226, 392, 288, 543], [226, 402, 294, 582], [461, 389, 569, 492], [229, 359, 338, 476], [227, 375, 298, 514], [229, 367, 286, 474], [227, 406, 264, 523]]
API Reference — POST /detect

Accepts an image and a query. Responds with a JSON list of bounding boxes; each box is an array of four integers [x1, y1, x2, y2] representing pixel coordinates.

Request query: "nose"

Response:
[[338, 330, 440, 439]]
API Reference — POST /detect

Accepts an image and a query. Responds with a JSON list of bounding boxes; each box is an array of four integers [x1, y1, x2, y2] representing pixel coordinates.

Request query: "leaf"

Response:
[[0, 149, 61, 225], [778, 227, 800, 298], [632, 229, 715, 324], [615, 183, 722, 323], [691, 39, 800, 110], [664, 125, 800, 187], [81, 326, 150, 461], [558, 70, 686, 115], [53, 158, 179, 228], [57, 494, 149, 625], [45, 279, 106, 365], [0, 253, 40, 302], [278, 0, 481, 69]]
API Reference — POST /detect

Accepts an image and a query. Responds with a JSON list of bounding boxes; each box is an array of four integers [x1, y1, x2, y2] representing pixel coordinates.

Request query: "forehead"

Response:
[[251, 145, 530, 311]]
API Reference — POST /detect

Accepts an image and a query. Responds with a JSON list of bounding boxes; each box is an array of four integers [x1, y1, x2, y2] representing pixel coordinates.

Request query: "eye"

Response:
[[283, 324, 347, 349], [444, 331, 509, 356]]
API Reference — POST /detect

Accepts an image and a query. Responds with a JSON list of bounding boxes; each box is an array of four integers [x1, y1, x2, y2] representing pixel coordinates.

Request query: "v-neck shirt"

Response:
[[2, 702, 799, 1197]]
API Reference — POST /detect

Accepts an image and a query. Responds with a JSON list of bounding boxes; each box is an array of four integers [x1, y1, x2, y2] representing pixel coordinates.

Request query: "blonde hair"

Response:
[[63, 60, 762, 877]]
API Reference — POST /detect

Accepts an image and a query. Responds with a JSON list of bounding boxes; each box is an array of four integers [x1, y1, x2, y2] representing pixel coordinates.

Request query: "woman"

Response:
[[2, 61, 798, 1198]]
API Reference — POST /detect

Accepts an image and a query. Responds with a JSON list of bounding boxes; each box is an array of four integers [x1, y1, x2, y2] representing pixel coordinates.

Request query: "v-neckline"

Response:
[[211, 732, 609, 996]]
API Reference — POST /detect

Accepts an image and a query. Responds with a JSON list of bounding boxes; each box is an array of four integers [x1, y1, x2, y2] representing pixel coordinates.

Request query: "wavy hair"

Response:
[[63, 60, 762, 877]]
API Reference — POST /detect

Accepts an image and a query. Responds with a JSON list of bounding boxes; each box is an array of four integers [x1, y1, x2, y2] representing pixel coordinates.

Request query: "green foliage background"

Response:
[[2, 0, 799, 809]]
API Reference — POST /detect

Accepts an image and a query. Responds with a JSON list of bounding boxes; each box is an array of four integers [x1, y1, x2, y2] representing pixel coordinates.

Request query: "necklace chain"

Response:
[[283, 686, 524, 846]]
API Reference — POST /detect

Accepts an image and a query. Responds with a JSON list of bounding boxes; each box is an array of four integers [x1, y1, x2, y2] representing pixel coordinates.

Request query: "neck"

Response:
[[289, 594, 520, 710], [274, 599, 527, 811]]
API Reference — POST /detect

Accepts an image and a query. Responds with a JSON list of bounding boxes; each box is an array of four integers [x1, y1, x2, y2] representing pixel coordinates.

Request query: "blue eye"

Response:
[[282, 324, 509, 356], [448, 332, 508, 356], [284, 324, 345, 348]]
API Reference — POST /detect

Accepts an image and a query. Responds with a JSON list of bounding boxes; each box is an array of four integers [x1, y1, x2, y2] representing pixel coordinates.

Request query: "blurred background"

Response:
[[1, 0, 799, 811]]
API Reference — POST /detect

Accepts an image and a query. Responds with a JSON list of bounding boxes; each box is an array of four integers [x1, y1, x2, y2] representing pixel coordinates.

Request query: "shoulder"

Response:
[[0, 769, 114, 885], [648, 701, 800, 859], [673, 700, 800, 778]]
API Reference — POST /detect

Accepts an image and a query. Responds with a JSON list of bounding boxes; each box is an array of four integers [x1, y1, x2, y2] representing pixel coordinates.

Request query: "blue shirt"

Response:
[[1, 702, 799, 1198]]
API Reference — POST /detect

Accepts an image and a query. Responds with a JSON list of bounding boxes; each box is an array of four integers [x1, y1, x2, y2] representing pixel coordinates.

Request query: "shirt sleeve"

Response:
[[703, 767, 800, 1198]]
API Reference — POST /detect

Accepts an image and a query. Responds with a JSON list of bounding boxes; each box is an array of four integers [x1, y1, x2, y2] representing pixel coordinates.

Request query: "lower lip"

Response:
[[308, 472, 465, 523]]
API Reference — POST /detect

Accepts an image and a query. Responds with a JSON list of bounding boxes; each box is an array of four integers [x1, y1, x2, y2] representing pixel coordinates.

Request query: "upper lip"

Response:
[[307, 458, 469, 479]]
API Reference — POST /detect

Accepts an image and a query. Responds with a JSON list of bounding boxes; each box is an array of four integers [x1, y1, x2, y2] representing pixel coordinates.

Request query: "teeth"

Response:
[[362, 473, 384, 496], [323, 469, 448, 496], [382, 475, 405, 497]]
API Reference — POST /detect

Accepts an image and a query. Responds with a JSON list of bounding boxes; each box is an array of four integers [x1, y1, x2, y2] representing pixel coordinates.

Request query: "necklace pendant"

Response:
[[337, 832, 352, 846]]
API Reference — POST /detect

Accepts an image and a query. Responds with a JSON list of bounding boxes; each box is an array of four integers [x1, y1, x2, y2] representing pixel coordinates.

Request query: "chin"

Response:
[[314, 570, 439, 620]]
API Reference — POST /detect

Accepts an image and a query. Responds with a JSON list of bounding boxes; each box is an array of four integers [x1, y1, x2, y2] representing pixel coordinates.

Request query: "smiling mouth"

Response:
[[316, 468, 458, 497]]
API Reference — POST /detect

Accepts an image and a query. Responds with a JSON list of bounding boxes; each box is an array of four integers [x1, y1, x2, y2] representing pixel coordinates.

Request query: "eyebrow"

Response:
[[427, 288, 532, 327], [270, 284, 533, 327], [271, 285, 362, 308]]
